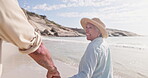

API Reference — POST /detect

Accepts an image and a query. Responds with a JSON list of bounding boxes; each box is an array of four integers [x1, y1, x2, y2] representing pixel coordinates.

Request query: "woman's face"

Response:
[[85, 23, 101, 41]]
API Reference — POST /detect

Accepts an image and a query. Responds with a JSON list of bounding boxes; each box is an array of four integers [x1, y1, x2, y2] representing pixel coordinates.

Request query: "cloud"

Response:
[[32, 0, 112, 11], [57, 2, 147, 18], [32, 0, 148, 28], [24, 6, 30, 10], [57, 2, 148, 25], [60, 0, 79, 3], [33, 3, 67, 11], [60, 0, 116, 3], [20, 0, 30, 10], [57, 12, 102, 18]]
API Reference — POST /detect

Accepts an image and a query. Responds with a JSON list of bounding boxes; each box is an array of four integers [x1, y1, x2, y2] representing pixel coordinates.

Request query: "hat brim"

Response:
[[80, 18, 108, 38]]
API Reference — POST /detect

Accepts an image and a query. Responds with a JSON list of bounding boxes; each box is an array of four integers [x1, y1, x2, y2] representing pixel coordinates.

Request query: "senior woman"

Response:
[[70, 18, 113, 78]]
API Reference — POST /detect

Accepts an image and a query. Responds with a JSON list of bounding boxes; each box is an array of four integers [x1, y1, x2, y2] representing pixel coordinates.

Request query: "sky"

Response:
[[18, 0, 148, 35]]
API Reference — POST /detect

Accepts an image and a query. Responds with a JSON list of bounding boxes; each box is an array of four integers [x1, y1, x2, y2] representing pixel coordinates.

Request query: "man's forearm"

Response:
[[29, 43, 61, 78], [28, 43, 56, 72], [29, 51, 55, 70]]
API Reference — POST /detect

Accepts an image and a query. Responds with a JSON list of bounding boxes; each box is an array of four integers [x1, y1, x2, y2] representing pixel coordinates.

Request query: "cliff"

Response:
[[22, 8, 139, 37], [22, 8, 84, 37]]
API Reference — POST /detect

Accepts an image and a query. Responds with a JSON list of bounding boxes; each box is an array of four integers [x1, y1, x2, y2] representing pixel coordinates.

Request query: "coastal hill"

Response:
[[71, 28, 139, 37], [22, 8, 139, 37]]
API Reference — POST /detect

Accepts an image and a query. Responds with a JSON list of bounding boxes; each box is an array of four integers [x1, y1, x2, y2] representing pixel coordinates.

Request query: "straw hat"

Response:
[[80, 18, 108, 38]]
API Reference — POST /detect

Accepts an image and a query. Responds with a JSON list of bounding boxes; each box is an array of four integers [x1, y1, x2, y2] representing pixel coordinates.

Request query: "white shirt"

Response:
[[70, 37, 113, 78]]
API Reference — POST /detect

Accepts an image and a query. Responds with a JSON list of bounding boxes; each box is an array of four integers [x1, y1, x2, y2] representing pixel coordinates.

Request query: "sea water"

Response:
[[43, 36, 148, 78], [2, 36, 147, 78], [43, 36, 148, 67], [43, 37, 89, 67]]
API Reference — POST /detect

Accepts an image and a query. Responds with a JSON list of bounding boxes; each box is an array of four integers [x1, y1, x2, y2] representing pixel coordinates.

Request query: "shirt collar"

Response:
[[91, 37, 103, 43]]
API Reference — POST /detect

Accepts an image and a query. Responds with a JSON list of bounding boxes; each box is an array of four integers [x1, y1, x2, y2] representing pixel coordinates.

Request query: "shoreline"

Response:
[[1, 40, 148, 78]]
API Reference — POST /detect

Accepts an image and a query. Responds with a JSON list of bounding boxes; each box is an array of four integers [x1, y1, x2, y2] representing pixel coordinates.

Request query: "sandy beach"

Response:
[[1, 39, 148, 78], [1, 41, 77, 78]]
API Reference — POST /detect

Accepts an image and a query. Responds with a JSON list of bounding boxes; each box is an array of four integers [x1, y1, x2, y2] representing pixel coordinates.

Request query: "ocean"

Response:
[[1, 36, 148, 78], [43, 36, 148, 66], [43, 36, 148, 78]]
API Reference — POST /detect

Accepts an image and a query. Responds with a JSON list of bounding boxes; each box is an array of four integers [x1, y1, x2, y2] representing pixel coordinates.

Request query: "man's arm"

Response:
[[29, 43, 60, 78], [0, 0, 60, 78]]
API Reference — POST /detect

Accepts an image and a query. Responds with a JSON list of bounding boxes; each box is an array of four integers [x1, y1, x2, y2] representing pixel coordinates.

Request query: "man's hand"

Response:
[[46, 68, 61, 78]]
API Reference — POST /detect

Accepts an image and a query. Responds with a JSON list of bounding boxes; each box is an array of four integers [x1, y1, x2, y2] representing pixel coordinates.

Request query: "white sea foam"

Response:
[[43, 37, 89, 43], [43, 36, 148, 50], [108, 43, 146, 50]]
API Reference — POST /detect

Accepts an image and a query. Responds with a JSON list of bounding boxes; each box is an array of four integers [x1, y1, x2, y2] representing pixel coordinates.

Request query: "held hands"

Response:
[[46, 67, 61, 78]]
